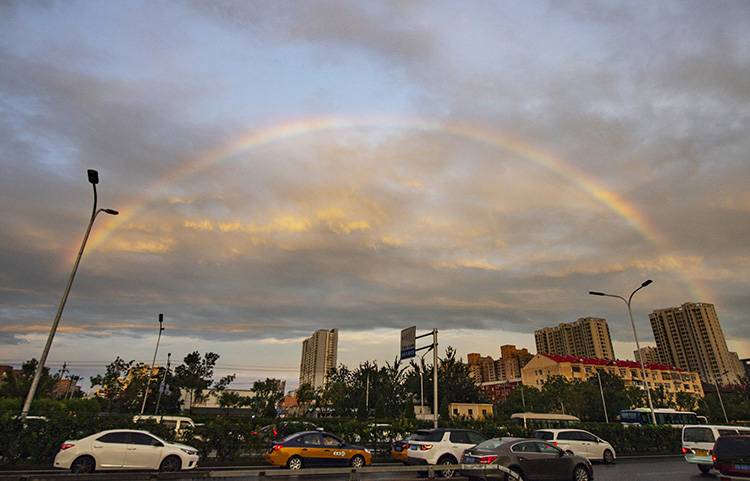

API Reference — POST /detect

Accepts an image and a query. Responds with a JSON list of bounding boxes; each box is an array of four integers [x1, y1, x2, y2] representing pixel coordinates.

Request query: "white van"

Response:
[[132, 415, 196, 440], [682, 424, 750, 474]]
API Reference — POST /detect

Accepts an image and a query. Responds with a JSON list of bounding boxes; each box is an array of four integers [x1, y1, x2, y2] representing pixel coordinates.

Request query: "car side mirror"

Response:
[[559, 450, 566, 457]]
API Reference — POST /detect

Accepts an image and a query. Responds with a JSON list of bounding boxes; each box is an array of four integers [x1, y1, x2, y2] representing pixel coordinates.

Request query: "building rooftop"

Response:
[[539, 353, 686, 372]]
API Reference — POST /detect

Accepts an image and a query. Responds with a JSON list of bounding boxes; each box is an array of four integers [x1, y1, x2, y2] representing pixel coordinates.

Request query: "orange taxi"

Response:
[[391, 435, 414, 464], [265, 430, 373, 470]]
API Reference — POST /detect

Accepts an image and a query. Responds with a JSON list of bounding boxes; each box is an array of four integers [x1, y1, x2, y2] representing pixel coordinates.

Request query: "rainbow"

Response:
[[86, 114, 709, 300]]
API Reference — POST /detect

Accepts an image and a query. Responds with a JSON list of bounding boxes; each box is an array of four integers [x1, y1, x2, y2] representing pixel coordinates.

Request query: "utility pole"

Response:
[[432, 328, 438, 429], [365, 371, 370, 416], [155, 353, 171, 415], [140, 314, 164, 415], [596, 369, 609, 423]]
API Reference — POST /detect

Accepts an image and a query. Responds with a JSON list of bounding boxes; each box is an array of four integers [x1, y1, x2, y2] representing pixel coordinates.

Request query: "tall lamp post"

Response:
[[140, 314, 165, 415], [712, 369, 730, 424], [21, 170, 118, 418], [589, 280, 657, 425]]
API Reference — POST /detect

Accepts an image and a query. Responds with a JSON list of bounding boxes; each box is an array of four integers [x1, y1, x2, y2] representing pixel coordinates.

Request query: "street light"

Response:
[[21, 169, 118, 418], [712, 369, 731, 424], [589, 279, 657, 425], [140, 314, 165, 415]]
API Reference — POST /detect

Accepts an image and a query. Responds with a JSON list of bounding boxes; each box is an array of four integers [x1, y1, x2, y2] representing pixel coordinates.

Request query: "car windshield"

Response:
[[473, 439, 506, 450], [534, 431, 554, 441], [413, 431, 444, 442]]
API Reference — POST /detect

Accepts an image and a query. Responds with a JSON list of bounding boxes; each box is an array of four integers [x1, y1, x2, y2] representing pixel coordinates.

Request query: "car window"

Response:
[[450, 431, 470, 444], [716, 437, 750, 458], [579, 432, 597, 442], [534, 431, 554, 441], [474, 439, 505, 450], [300, 433, 322, 446], [683, 427, 715, 443], [512, 442, 539, 453], [536, 442, 561, 455], [719, 429, 739, 437], [557, 431, 579, 441], [130, 433, 163, 447], [97, 432, 131, 444], [467, 432, 486, 445], [161, 420, 178, 429], [413, 431, 445, 442], [322, 434, 341, 446]]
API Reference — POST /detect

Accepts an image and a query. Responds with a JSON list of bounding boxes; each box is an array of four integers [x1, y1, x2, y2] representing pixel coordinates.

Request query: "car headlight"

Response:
[[181, 448, 198, 456], [364, 448, 372, 454]]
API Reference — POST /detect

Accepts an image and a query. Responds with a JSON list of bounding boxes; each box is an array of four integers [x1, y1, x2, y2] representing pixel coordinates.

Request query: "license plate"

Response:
[[734, 464, 750, 471], [464, 456, 475, 464], [410, 445, 418, 450], [395, 447, 402, 452], [694, 449, 707, 456]]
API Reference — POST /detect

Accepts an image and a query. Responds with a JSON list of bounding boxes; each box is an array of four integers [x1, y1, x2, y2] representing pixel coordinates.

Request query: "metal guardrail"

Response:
[[1, 463, 518, 481]]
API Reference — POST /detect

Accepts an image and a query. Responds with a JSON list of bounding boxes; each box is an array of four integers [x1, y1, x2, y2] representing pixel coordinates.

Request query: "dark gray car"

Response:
[[459, 437, 593, 481]]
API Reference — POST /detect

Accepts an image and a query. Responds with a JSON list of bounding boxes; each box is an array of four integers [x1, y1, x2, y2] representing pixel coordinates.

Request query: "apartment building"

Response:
[[521, 353, 704, 398], [634, 346, 660, 365], [535, 317, 615, 360], [649, 303, 743, 386], [467, 345, 532, 383], [299, 329, 338, 390]]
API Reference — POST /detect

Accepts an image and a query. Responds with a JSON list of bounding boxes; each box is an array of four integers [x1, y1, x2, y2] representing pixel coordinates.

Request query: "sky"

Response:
[[1, 0, 749, 391]]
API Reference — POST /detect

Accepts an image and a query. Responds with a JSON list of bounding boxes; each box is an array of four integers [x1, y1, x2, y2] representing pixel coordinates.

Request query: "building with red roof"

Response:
[[521, 353, 704, 399]]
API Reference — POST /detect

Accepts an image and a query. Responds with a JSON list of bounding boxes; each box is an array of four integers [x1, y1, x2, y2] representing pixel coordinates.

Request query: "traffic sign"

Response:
[[400, 326, 416, 360]]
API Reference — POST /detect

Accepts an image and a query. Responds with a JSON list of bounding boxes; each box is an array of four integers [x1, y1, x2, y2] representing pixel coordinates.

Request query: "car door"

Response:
[[512, 441, 550, 480], [298, 433, 324, 466], [555, 431, 584, 456], [320, 434, 349, 466], [92, 432, 130, 469], [576, 431, 599, 459], [125, 432, 164, 470], [535, 441, 569, 480]]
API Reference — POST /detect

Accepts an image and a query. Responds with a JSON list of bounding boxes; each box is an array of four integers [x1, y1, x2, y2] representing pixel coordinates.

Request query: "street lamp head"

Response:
[[102, 209, 119, 215], [589, 291, 606, 296], [87, 169, 99, 185], [641, 279, 653, 287]]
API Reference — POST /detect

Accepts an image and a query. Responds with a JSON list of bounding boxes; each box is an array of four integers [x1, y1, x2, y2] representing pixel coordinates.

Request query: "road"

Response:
[[0, 458, 723, 481]]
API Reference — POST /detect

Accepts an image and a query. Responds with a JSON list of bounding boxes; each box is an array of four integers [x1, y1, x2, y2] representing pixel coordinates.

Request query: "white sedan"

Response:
[[53, 429, 199, 473]]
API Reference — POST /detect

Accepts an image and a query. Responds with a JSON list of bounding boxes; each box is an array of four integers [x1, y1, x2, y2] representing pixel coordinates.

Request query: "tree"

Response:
[[90, 357, 172, 413], [172, 351, 234, 413], [0, 359, 56, 399], [250, 378, 284, 417]]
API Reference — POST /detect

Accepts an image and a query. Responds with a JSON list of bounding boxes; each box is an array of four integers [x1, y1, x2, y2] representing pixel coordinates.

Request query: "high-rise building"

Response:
[[741, 358, 750, 382], [634, 346, 660, 365], [534, 317, 615, 360], [299, 329, 338, 390], [649, 303, 743, 386]]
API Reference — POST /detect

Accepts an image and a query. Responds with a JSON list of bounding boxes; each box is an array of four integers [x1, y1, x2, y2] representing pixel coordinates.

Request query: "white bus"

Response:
[[618, 408, 703, 426]]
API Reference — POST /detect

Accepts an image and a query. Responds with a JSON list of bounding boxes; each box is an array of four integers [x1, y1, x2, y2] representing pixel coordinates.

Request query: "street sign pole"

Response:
[[401, 326, 439, 428], [432, 328, 438, 429]]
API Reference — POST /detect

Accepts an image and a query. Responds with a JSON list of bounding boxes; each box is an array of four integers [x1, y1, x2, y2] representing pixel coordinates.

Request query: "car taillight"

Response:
[[681, 447, 691, 455], [479, 455, 498, 464], [273, 428, 278, 437], [712, 453, 717, 463], [272, 444, 283, 451], [553, 441, 558, 447], [420, 444, 433, 451], [60, 443, 75, 450], [251, 431, 258, 436]]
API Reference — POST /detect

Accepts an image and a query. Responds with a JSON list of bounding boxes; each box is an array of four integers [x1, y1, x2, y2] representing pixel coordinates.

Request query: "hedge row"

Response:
[[0, 413, 682, 468]]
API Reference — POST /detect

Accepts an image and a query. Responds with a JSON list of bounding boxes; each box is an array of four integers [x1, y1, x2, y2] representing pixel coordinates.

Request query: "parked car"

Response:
[[713, 435, 750, 479], [132, 415, 197, 440], [534, 429, 615, 463], [405, 428, 486, 478], [460, 437, 594, 481], [53, 429, 199, 473], [264, 430, 372, 469], [682, 424, 750, 474]]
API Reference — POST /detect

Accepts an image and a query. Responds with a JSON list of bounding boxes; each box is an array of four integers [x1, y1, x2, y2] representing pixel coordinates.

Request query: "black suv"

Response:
[[713, 435, 750, 479]]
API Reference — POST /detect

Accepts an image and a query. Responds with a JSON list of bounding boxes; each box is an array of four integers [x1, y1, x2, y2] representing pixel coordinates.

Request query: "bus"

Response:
[[618, 408, 704, 426], [511, 412, 581, 429]]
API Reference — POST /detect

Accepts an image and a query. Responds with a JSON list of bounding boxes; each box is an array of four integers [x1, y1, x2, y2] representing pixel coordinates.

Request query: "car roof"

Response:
[[535, 428, 588, 433]]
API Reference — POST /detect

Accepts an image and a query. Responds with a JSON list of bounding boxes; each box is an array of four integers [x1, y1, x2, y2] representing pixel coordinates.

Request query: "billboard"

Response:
[[400, 326, 416, 360]]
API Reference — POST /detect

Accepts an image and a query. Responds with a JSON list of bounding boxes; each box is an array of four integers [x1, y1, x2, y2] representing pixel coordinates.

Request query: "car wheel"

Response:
[[287, 455, 303, 470], [71, 456, 95, 474], [698, 464, 712, 474], [603, 449, 615, 464], [438, 455, 457, 478], [351, 454, 366, 468], [573, 465, 590, 481], [159, 455, 182, 472], [505, 466, 526, 481]]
